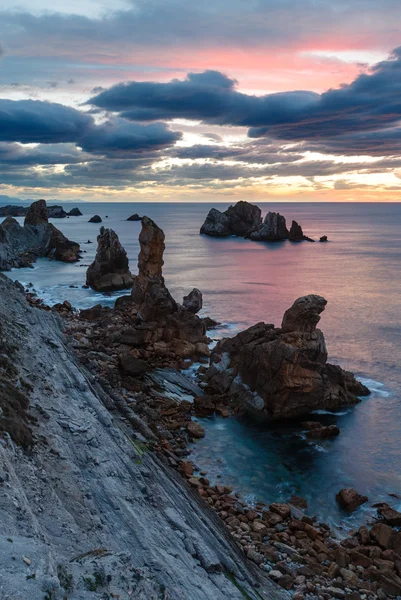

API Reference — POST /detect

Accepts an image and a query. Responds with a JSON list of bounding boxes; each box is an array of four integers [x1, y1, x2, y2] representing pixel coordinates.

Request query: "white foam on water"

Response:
[[312, 409, 351, 416], [358, 377, 391, 397]]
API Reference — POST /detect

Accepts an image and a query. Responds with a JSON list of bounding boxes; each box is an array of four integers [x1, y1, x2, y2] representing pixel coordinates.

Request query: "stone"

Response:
[[183, 288, 203, 314], [187, 422, 205, 439], [369, 524, 393, 549], [119, 354, 148, 377], [200, 201, 262, 238], [127, 214, 142, 221], [86, 227, 133, 292], [131, 216, 177, 321], [203, 295, 370, 419], [288, 495, 308, 510], [377, 503, 401, 526], [68, 207, 82, 216], [178, 461, 193, 477], [0, 199, 80, 270], [270, 503, 291, 519], [47, 205, 67, 218], [89, 215, 102, 223], [320, 236, 328, 242], [304, 422, 340, 439], [336, 488, 368, 512], [289, 221, 306, 242], [248, 211, 288, 241]]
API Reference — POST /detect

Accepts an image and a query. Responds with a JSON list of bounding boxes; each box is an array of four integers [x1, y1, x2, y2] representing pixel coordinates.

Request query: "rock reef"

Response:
[[0, 199, 80, 270], [86, 226, 133, 292], [0, 203, 82, 218], [203, 294, 370, 419], [200, 201, 317, 242]]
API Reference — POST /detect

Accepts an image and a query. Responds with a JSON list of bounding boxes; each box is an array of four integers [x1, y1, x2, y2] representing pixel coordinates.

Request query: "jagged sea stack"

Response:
[[86, 227, 133, 292], [203, 294, 370, 418], [131, 216, 177, 321]]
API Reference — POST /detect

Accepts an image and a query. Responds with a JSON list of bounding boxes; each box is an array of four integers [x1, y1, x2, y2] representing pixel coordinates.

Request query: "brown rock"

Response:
[[270, 503, 291, 519], [119, 354, 148, 377], [377, 504, 401, 526], [204, 295, 370, 419], [178, 461, 193, 477], [182, 288, 203, 314], [336, 488, 368, 512], [86, 227, 133, 292], [370, 523, 394, 549], [186, 421, 205, 439], [24, 199, 48, 226]]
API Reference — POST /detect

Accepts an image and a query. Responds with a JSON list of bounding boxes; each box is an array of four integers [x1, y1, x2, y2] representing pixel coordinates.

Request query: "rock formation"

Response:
[[131, 216, 177, 321], [89, 214, 102, 223], [183, 288, 203, 314], [249, 212, 289, 241], [127, 213, 142, 221], [86, 227, 133, 292], [67, 207, 83, 216], [203, 295, 370, 419], [0, 203, 82, 218], [200, 201, 262, 237], [320, 235, 328, 242], [200, 201, 318, 243], [0, 199, 80, 270], [336, 488, 368, 512]]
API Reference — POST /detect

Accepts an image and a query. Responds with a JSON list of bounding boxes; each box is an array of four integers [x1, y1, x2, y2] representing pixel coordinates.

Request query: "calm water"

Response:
[[5, 202, 401, 530]]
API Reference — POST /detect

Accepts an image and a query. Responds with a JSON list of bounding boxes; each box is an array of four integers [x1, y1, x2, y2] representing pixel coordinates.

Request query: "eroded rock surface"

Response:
[[203, 295, 370, 419], [200, 201, 262, 237], [249, 211, 289, 241], [183, 288, 203, 314], [200, 201, 318, 243], [0, 199, 80, 270], [86, 227, 133, 292]]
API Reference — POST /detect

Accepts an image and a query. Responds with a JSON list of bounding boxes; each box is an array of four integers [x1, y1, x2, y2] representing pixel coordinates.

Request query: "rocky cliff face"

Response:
[[86, 227, 133, 292], [0, 199, 80, 270], [0, 273, 285, 600], [203, 295, 370, 419], [200, 201, 316, 243]]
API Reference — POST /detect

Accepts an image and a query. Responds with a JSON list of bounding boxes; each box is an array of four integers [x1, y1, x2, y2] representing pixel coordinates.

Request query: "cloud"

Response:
[[90, 70, 318, 127], [0, 99, 182, 158], [90, 47, 401, 156], [79, 119, 182, 157], [0, 99, 93, 143], [0, 41, 5, 58], [0, 142, 86, 165]]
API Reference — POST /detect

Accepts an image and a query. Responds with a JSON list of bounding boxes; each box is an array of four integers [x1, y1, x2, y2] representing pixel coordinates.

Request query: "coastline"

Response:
[[11, 277, 401, 599]]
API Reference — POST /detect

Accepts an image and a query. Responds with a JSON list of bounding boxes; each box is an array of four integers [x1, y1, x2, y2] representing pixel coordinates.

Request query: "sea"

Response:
[[4, 201, 401, 532]]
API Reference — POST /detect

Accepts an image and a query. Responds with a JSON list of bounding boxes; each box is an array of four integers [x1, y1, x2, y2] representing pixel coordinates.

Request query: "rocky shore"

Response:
[[2, 214, 401, 600], [0, 199, 80, 270], [0, 203, 82, 218]]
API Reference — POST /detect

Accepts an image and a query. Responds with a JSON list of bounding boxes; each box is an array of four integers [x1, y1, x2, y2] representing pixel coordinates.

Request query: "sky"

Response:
[[1, 1, 401, 202]]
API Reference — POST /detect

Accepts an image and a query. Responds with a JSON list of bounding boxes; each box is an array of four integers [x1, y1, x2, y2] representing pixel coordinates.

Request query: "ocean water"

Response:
[[4, 201, 401, 530]]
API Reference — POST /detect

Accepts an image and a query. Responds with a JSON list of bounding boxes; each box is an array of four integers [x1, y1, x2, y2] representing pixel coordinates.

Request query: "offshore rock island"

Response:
[[200, 200, 320, 242]]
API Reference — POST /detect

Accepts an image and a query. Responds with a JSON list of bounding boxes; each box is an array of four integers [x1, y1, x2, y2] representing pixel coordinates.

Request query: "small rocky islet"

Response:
[[200, 200, 327, 243], [1, 202, 400, 599]]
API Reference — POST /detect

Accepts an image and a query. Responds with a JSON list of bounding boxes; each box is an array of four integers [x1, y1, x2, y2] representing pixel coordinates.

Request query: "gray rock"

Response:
[[248, 211, 288, 241], [183, 288, 203, 314], [86, 227, 133, 292]]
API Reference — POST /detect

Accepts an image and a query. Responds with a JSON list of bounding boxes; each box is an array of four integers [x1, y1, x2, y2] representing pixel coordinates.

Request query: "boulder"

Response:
[[119, 353, 148, 377], [248, 211, 289, 241], [24, 199, 48, 226], [288, 220, 314, 242], [89, 215, 102, 223], [200, 201, 262, 237], [86, 227, 133, 292], [47, 205, 67, 218], [320, 235, 328, 242], [68, 207, 83, 216], [336, 488, 368, 512], [377, 504, 401, 526], [0, 200, 80, 270], [303, 422, 340, 439], [183, 288, 203, 314], [203, 295, 370, 419], [127, 213, 142, 221], [131, 216, 177, 321], [200, 207, 231, 237]]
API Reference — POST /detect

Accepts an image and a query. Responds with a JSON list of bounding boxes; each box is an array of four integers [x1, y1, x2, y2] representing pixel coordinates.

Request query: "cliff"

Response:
[[0, 274, 287, 600]]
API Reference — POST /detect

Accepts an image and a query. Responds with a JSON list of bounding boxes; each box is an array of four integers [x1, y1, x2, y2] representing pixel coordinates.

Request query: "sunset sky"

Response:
[[1, 0, 401, 202]]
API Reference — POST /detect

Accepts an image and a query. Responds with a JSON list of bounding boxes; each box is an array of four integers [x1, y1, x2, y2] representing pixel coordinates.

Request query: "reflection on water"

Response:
[[5, 201, 401, 526]]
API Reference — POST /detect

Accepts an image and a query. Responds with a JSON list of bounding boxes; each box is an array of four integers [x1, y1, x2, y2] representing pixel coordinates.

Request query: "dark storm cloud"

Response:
[[0, 99, 93, 143], [79, 119, 182, 157], [0, 99, 182, 160], [0, 142, 85, 165], [90, 48, 401, 156], [90, 70, 318, 128]]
